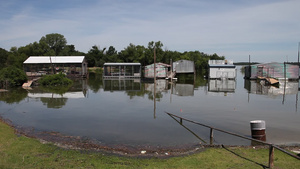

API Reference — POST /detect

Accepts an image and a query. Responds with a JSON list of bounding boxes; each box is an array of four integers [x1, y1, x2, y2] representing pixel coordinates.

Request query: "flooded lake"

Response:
[[0, 66, 300, 149]]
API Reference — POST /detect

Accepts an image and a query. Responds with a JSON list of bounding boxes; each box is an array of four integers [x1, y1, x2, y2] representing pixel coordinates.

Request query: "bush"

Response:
[[0, 66, 28, 88], [39, 73, 73, 86]]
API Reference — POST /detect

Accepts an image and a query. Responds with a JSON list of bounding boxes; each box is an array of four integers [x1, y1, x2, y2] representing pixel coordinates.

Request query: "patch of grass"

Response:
[[88, 67, 103, 74], [0, 120, 299, 168]]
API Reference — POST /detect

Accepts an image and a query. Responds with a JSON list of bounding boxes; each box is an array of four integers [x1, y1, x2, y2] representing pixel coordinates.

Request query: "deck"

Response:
[[257, 76, 279, 85]]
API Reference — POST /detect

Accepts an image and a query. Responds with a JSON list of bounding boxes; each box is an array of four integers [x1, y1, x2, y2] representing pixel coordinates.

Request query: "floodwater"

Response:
[[0, 66, 300, 149]]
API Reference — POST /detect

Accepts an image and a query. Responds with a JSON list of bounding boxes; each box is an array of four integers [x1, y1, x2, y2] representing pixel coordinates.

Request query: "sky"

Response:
[[1, 0, 300, 63]]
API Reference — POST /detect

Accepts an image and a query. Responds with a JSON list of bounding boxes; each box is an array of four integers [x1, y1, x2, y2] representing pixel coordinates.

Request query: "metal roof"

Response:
[[104, 63, 141, 66], [209, 65, 236, 68], [145, 62, 171, 68], [23, 56, 85, 64]]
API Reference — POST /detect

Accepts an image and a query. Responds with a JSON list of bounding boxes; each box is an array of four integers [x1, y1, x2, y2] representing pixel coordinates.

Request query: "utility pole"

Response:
[[298, 42, 300, 65], [153, 46, 156, 119], [49, 56, 54, 74]]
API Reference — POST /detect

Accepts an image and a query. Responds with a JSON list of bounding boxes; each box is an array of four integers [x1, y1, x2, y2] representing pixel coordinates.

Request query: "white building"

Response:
[[208, 60, 236, 79], [23, 56, 88, 78]]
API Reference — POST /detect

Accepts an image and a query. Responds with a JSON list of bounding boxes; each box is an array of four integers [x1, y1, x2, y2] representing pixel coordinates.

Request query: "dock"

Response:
[[257, 76, 279, 85], [22, 77, 40, 88], [166, 71, 176, 80], [0, 89, 8, 92]]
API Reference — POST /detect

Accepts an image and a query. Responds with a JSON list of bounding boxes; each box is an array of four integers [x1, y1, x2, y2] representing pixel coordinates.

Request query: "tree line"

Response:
[[0, 33, 225, 71]]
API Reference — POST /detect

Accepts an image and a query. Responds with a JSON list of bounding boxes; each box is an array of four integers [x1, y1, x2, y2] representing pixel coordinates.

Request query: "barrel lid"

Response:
[[250, 120, 265, 123]]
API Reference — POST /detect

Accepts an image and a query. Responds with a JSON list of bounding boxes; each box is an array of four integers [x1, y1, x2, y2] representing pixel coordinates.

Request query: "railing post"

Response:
[[210, 128, 214, 145], [180, 118, 183, 124], [269, 145, 274, 169]]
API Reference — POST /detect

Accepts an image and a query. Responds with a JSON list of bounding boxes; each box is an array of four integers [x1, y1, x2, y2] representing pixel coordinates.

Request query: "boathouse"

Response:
[[144, 63, 171, 78], [103, 63, 141, 78], [23, 56, 88, 77], [172, 60, 195, 74], [208, 60, 236, 79], [244, 62, 299, 80]]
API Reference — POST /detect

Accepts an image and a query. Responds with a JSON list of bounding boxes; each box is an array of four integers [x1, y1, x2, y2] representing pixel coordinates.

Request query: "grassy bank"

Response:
[[0, 120, 299, 168]]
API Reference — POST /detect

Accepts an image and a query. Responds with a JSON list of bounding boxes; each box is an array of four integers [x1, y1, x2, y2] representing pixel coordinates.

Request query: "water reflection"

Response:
[[244, 80, 299, 98], [172, 83, 194, 96], [145, 79, 168, 93], [0, 88, 28, 104], [0, 68, 300, 148], [208, 79, 236, 93], [26, 79, 88, 109], [103, 79, 141, 91]]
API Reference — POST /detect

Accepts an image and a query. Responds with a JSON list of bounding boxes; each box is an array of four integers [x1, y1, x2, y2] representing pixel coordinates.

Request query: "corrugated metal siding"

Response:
[[248, 63, 299, 79], [173, 60, 194, 73], [209, 68, 236, 79], [144, 63, 168, 78]]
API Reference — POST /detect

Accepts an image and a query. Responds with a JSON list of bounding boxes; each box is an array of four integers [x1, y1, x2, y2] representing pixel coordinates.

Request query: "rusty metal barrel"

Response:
[[250, 120, 266, 141]]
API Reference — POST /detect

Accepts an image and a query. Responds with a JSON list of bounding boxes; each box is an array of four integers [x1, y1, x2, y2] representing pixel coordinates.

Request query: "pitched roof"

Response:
[[23, 56, 85, 64]]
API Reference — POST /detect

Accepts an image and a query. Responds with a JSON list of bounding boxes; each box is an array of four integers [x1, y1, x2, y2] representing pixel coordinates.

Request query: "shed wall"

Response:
[[144, 64, 168, 78], [173, 60, 194, 73], [246, 63, 299, 79], [209, 68, 236, 79]]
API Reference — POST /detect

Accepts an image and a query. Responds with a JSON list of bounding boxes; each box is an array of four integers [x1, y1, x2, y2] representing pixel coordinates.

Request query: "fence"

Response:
[[166, 112, 300, 169]]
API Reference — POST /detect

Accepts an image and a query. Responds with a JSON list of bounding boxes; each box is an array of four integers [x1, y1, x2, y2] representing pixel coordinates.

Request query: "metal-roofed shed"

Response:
[[23, 56, 88, 77], [244, 62, 299, 80], [208, 60, 236, 79], [173, 60, 195, 74], [103, 63, 141, 78], [144, 63, 171, 78]]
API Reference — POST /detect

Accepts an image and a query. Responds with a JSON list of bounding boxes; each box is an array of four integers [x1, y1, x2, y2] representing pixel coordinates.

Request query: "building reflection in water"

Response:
[[27, 79, 88, 109], [244, 80, 298, 98], [172, 83, 194, 96], [244, 79, 299, 111], [208, 79, 236, 96], [103, 79, 141, 91]]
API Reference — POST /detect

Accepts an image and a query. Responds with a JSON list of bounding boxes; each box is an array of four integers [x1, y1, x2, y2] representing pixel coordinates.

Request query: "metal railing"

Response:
[[166, 112, 300, 169]]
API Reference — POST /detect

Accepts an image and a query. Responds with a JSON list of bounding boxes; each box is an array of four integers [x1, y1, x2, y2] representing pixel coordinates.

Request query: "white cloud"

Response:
[[1, 0, 299, 62]]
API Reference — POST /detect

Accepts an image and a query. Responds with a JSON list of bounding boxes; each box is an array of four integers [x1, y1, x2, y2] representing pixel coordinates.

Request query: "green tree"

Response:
[[136, 45, 146, 66], [0, 48, 8, 70], [6, 47, 27, 69], [106, 46, 120, 62], [86, 45, 106, 67], [59, 45, 84, 56], [146, 41, 164, 64], [38, 73, 73, 86], [39, 33, 67, 55], [119, 43, 137, 63], [0, 66, 28, 87]]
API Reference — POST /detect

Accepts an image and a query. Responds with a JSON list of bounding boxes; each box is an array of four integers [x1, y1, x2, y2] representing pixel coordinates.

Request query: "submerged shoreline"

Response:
[[1, 117, 299, 158]]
